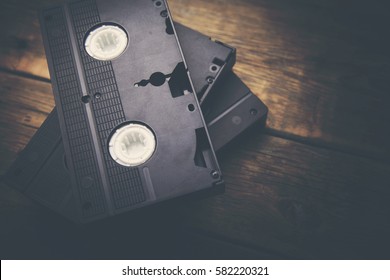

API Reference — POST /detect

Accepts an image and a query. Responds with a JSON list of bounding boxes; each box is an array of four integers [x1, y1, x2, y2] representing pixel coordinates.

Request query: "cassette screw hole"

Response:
[[206, 76, 214, 84], [94, 92, 102, 99], [250, 109, 258, 115], [211, 170, 220, 179], [210, 65, 218, 72], [81, 95, 91, 104], [155, 1, 162, 7], [188, 104, 195, 112], [160, 10, 168, 17]]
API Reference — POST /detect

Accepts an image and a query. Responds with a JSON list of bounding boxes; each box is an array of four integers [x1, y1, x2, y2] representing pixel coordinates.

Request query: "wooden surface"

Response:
[[0, 0, 390, 259]]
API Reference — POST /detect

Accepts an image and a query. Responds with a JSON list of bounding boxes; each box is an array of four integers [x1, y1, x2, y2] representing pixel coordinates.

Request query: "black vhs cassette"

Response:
[[3, 23, 268, 222], [39, 0, 223, 222], [204, 72, 268, 151]]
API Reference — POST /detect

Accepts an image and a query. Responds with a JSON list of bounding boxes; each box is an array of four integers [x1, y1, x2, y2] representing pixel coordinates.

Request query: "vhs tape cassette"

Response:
[[39, 0, 223, 222], [175, 24, 236, 104], [3, 23, 267, 222], [204, 72, 268, 151]]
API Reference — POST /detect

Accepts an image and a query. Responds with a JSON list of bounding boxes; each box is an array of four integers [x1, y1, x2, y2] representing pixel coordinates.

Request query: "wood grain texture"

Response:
[[0, 0, 389, 160], [1, 74, 390, 259], [1, 0, 390, 259]]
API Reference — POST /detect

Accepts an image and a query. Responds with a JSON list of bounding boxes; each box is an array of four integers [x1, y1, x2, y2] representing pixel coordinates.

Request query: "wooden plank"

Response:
[[0, 2, 49, 78], [1, 0, 390, 259], [0, 74, 52, 171], [0, 72, 53, 111], [1, 79, 390, 258], [184, 134, 390, 259], [0, 73, 53, 128], [0, 0, 389, 160]]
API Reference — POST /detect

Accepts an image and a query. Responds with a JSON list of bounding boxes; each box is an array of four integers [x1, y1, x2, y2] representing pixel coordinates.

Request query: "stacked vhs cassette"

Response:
[[3, 0, 268, 223]]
